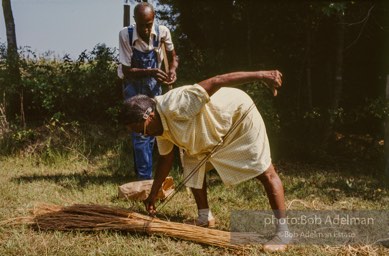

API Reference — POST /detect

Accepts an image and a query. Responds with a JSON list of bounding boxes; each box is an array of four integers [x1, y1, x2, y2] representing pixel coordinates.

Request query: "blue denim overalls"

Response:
[[123, 25, 161, 180]]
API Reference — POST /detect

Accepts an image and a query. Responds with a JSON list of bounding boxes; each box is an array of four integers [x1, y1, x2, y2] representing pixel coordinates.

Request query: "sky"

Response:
[[0, 0, 138, 59]]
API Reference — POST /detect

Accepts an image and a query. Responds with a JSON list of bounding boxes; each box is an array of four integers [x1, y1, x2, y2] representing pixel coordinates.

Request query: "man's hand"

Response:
[[150, 68, 169, 84], [165, 69, 177, 85], [144, 195, 157, 216], [150, 68, 177, 86], [259, 70, 283, 96]]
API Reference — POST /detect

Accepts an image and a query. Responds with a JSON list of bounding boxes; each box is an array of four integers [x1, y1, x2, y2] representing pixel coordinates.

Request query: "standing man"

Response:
[[122, 70, 291, 252], [118, 2, 178, 180]]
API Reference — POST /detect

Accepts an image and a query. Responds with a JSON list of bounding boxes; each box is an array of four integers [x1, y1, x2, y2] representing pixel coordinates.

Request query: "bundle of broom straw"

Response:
[[4, 204, 261, 249]]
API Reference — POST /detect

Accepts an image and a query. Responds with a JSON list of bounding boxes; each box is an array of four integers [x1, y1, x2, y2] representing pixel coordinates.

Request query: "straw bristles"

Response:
[[24, 204, 245, 249], [3, 202, 386, 253]]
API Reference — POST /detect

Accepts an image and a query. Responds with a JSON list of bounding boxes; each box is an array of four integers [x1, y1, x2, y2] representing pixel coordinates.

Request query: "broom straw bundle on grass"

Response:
[[3, 202, 385, 254], [2, 204, 261, 249]]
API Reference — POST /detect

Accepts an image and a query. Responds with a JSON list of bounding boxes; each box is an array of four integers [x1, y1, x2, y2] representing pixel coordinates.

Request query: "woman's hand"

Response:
[[144, 195, 157, 217], [259, 70, 283, 96]]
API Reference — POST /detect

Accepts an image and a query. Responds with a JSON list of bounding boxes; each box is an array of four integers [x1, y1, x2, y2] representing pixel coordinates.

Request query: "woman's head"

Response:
[[122, 95, 156, 126]]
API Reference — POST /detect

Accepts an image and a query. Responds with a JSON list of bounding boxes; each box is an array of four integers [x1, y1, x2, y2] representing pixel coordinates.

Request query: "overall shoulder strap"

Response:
[[127, 26, 134, 47]]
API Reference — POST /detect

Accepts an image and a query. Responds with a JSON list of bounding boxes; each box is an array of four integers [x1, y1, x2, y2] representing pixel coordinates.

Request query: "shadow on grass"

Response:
[[11, 172, 135, 190], [277, 160, 389, 201], [318, 179, 386, 201]]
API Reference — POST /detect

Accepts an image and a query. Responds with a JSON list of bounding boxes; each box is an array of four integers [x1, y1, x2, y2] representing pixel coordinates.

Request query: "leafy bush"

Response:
[[0, 40, 386, 162], [0, 44, 123, 124]]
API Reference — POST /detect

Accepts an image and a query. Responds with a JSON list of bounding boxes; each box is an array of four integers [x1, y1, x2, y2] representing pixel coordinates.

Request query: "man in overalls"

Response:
[[118, 2, 178, 180]]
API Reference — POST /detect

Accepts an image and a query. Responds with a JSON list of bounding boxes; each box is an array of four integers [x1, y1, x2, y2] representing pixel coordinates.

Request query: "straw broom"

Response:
[[5, 203, 385, 254], [3, 204, 259, 249]]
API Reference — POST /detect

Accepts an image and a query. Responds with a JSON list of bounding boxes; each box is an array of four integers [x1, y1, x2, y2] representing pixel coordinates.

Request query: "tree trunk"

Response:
[[385, 74, 389, 184], [332, 13, 345, 112], [2, 0, 17, 52], [123, 0, 130, 27], [305, 27, 313, 110], [2, 0, 25, 127], [323, 13, 345, 146], [246, 3, 252, 67]]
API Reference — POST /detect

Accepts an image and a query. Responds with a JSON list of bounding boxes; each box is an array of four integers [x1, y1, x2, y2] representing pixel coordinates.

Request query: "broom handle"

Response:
[[161, 43, 173, 91], [162, 42, 185, 170]]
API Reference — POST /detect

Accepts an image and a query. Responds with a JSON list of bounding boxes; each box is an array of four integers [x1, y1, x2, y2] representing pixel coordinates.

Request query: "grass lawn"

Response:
[[1, 126, 389, 255]]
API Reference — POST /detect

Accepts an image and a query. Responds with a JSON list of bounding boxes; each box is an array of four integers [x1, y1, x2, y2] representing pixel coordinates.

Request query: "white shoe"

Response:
[[184, 217, 216, 228], [263, 231, 292, 252]]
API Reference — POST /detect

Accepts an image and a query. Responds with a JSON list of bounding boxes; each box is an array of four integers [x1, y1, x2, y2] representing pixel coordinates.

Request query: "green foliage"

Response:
[[0, 116, 78, 161], [9, 128, 36, 148], [1, 0, 386, 162], [156, 0, 386, 161], [243, 82, 281, 135], [361, 97, 389, 120], [0, 117, 135, 177], [0, 44, 122, 124], [322, 2, 348, 16], [279, 100, 386, 161], [0, 42, 6, 87]]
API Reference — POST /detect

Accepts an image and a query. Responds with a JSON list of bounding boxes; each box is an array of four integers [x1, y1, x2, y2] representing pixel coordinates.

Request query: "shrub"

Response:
[[0, 44, 123, 124]]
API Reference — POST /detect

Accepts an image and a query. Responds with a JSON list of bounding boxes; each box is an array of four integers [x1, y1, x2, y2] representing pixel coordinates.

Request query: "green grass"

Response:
[[1, 126, 389, 255]]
